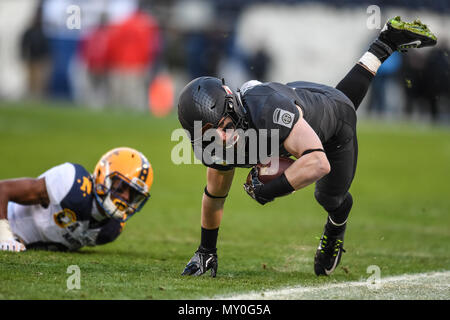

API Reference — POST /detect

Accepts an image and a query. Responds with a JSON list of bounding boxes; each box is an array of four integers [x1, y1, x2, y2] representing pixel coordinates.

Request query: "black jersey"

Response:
[[204, 81, 356, 171]]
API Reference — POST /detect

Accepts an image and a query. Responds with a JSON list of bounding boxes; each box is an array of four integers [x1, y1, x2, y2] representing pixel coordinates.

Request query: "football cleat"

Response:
[[181, 246, 218, 277], [314, 221, 346, 276], [93, 147, 153, 222], [379, 16, 437, 52]]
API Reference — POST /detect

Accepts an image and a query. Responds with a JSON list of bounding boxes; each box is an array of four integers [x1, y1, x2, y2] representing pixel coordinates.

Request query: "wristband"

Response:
[[258, 172, 294, 199]]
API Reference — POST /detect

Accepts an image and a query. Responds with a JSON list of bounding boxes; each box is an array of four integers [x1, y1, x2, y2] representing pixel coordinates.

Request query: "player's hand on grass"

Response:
[[181, 246, 218, 278], [0, 219, 26, 252], [243, 167, 274, 205], [0, 239, 26, 252]]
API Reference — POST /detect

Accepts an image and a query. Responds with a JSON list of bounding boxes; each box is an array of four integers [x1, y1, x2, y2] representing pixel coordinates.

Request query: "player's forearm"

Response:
[[284, 153, 330, 190], [0, 183, 9, 220], [0, 202, 7, 220], [0, 179, 49, 206]]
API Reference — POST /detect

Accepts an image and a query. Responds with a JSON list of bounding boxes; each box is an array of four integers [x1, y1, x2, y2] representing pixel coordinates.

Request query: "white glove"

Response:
[[0, 219, 26, 252]]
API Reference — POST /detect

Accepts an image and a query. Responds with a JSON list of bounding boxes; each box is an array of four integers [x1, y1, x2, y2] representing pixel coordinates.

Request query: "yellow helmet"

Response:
[[93, 147, 153, 222]]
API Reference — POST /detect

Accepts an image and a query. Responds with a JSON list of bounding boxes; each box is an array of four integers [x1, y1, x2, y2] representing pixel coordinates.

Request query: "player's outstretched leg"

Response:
[[336, 16, 437, 111]]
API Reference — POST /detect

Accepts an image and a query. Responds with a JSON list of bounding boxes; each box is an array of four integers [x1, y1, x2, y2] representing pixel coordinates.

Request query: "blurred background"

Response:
[[0, 1, 449, 300], [0, 0, 449, 122]]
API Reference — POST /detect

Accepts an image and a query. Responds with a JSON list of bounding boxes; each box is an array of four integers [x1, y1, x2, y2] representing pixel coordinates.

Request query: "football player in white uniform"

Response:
[[0, 147, 154, 252]]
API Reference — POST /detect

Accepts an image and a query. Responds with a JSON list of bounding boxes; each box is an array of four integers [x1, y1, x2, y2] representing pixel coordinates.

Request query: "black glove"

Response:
[[243, 167, 274, 205], [181, 246, 218, 277]]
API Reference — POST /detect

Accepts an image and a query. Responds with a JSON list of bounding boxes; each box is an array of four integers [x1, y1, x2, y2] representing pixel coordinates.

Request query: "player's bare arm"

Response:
[[282, 107, 330, 190], [0, 178, 50, 220], [181, 167, 234, 277], [0, 178, 47, 252], [245, 106, 330, 205]]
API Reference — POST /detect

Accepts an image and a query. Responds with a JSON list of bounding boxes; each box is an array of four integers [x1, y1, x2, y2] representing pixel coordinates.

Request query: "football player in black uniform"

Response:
[[177, 17, 437, 276]]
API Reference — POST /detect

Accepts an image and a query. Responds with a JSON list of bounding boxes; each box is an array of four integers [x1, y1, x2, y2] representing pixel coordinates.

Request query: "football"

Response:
[[247, 157, 295, 185]]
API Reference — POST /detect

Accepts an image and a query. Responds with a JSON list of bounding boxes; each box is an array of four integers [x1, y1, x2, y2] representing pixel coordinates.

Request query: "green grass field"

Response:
[[0, 100, 449, 300]]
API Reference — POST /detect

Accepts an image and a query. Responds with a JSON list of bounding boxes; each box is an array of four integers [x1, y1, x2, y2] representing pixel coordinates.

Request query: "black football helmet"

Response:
[[177, 76, 248, 144]]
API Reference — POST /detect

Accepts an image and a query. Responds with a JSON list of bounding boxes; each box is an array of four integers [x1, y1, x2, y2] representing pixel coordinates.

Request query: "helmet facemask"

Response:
[[94, 172, 150, 222], [215, 83, 248, 149]]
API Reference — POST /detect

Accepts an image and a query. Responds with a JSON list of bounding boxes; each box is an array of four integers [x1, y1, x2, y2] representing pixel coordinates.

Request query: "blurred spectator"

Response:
[[107, 9, 161, 110], [171, 0, 220, 79], [186, 27, 228, 79], [247, 47, 271, 82], [401, 44, 450, 122], [367, 52, 401, 115], [42, 0, 83, 100], [78, 13, 111, 108], [422, 44, 450, 121], [20, 2, 50, 99]]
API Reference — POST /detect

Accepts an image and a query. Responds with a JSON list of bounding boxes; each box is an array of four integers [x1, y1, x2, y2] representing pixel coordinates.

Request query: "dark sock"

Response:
[[200, 227, 219, 253], [336, 63, 374, 110], [326, 193, 353, 236], [326, 218, 347, 236], [368, 39, 394, 63]]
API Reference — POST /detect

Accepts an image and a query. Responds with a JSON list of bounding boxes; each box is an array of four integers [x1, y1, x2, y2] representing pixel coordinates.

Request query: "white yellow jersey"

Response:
[[7, 163, 124, 251]]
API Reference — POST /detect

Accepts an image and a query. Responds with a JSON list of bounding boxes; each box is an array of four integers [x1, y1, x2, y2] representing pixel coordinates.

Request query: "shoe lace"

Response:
[[318, 235, 346, 257]]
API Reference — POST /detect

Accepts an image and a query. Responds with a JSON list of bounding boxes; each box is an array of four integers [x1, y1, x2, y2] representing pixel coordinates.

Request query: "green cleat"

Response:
[[380, 16, 437, 51], [314, 221, 346, 276]]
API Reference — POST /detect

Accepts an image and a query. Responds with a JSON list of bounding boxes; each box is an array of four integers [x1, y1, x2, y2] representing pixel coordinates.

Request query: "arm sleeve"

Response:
[[95, 219, 124, 245], [39, 163, 75, 205]]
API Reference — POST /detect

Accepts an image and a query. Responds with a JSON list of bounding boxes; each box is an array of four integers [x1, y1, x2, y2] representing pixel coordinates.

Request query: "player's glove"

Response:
[[0, 219, 26, 252], [243, 167, 274, 205], [181, 246, 218, 277]]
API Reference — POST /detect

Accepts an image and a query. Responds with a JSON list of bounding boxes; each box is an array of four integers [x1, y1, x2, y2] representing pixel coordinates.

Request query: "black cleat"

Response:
[[314, 221, 346, 276], [379, 16, 437, 52]]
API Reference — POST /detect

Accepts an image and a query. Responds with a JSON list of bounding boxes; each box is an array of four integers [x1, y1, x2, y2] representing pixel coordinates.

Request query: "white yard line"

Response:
[[213, 271, 450, 300]]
